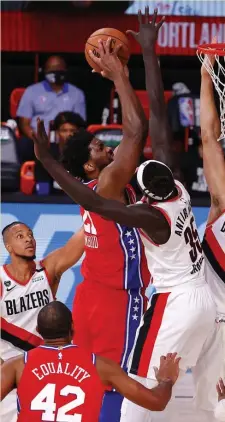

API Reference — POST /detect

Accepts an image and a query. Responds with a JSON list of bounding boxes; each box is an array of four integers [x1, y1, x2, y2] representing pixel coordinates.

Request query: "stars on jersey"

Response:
[[120, 290, 143, 370], [132, 314, 138, 321], [132, 296, 140, 321], [117, 225, 144, 289], [125, 231, 137, 261]]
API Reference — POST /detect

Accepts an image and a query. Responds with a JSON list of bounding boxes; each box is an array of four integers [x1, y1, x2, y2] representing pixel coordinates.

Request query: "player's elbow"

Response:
[[147, 389, 172, 411], [155, 400, 168, 411], [147, 399, 168, 411]]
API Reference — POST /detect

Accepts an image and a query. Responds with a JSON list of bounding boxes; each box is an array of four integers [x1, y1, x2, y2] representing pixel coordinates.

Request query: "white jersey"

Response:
[[139, 180, 205, 291], [202, 210, 225, 320], [0, 263, 53, 360]]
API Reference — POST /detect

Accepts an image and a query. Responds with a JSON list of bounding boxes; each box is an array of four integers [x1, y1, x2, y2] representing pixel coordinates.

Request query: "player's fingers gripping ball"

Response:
[[85, 28, 130, 73]]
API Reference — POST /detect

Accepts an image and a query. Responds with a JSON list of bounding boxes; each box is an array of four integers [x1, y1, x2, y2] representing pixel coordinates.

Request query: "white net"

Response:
[[197, 47, 225, 142]]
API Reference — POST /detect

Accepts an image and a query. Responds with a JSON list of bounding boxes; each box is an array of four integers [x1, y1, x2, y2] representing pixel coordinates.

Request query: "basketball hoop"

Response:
[[197, 43, 225, 142]]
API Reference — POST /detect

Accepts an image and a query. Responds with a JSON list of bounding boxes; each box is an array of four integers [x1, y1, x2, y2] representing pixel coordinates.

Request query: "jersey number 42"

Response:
[[30, 383, 85, 421]]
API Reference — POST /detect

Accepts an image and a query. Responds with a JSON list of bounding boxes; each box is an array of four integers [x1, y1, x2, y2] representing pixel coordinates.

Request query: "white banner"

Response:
[[126, 1, 225, 17]]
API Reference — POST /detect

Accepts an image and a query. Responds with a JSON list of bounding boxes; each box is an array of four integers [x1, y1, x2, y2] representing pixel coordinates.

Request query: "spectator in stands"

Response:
[[34, 111, 86, 194], [54, 111, 87, 152], [16, 55, 86, 162]]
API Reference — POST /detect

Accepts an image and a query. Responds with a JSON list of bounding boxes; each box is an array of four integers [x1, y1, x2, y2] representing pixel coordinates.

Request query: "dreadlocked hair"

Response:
[[60, 129, 94, 180]]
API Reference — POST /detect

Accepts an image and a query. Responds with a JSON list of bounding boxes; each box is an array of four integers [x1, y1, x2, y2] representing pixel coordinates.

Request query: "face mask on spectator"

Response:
[[45, 70, 67, 85]]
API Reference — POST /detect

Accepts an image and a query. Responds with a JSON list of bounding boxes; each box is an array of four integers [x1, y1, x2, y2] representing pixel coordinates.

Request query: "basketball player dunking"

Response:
[[32, 8, 222, 422], [1, 301, 182, 421], [197, 43, 225, 421], [0, 222, 84, 422]]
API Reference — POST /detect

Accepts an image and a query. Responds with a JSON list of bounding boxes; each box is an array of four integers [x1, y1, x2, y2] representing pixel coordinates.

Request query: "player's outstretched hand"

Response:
[[32, 118, 50, 161], [127, 7, 165, 52], [89, 38, 125, 81], [154, 353, 181, 386], [217, 378, 225, 402]]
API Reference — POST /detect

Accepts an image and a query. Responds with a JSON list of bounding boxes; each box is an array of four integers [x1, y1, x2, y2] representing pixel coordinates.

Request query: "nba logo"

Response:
[[178, 97, 194, 127]]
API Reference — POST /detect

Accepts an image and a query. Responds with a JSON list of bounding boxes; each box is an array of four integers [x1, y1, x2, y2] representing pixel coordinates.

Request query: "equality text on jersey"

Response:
[[32, 361, 91, 384]]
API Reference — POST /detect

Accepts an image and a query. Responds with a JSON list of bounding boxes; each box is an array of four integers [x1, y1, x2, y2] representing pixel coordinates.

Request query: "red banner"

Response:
[[1, 12, 225, 55]]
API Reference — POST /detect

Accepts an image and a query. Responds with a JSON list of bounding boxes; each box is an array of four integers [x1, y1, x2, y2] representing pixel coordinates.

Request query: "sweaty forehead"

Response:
[[3, 223, 29, 244], [10, 224, 31, 236]]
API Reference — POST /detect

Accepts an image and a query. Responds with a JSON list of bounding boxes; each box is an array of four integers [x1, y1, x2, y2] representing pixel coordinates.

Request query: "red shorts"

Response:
[[72, 280, 147, 368]]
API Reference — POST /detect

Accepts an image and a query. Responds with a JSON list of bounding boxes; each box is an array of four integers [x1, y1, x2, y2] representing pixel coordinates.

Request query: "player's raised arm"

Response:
[[127, 8, 180, 177], [200, 50, 225, 222], [33, 121, 169, 242], [1, 356, 23, 401], [96, 353, 180, 411], [89, 38, 148, 199], [41, 227, 85, 296]]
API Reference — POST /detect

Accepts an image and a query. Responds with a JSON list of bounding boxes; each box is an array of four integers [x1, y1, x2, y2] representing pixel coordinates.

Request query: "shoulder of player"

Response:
[[95, 162, 129, 199], [2, 354, 24, 372], [36, 258, 55, 288]]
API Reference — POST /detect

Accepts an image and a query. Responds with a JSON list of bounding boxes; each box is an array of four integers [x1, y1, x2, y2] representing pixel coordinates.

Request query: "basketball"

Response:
[[85, 28, 130, 72]]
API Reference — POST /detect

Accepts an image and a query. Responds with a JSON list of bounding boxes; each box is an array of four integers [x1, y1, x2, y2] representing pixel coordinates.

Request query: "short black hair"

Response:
[[37, 301, 72, 339], [2, 221, 27, 241], [142, 162, 175, 201], [61, 129, 94, 180], [54, 111, 87, 131]]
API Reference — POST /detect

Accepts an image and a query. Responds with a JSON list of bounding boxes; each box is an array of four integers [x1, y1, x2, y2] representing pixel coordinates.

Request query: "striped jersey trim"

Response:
[[130, 292, 170, 377]]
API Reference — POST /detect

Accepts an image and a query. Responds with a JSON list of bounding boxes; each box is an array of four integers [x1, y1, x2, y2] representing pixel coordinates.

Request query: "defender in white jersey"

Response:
[[0, 221, 84, 422], [138, 178, 204, 289], [199, 43, 225, 421]]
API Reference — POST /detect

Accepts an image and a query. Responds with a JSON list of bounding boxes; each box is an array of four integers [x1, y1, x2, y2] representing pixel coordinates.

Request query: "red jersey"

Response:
[[17, 345, 104, 422], [81, 180, 150, 290]]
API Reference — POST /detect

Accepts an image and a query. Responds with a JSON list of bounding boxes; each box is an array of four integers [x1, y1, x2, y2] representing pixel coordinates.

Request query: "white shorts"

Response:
[[129, 281, 217, 378], [0, 390, 17, 422], [193, 321, 224, 411], [120, 281, 222, 421]]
